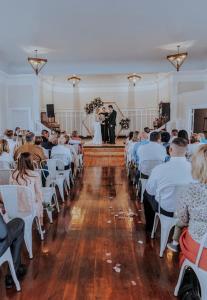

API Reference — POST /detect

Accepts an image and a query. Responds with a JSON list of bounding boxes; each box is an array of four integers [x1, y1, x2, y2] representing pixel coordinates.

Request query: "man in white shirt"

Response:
[[138, 131, 166, 165], [143, 137, 193, 233], [137, 131, 166, 178], [51, 136, 72, 169]]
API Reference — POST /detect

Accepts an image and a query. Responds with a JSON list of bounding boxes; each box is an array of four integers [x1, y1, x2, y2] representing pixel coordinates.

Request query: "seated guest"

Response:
[[127, 131, 139, 163], [35, 136, 48, 159], [132, 132, 149, 165], [4, 129, 17, 160], [0, 139, 13, 167], [161, 131, 171, 161], [14, 127, 20, 137], [125, 131, 134, 154], [161, 131, 170, 149], [200, 130, 207, 144], [178, 129, 189, 143], [187, 134, 201, 159], [170, 128, 178, 142], [14, 132, 46, 165], [64, 135, 78, 175], [143, 138, 192, 233], [138, 131, 166, 167], [125, 131, 134, 145], [71, 130, 81, 141], [41, 130, 54, 150], [0, 213, 26, 289], [176, 145, 207, 271], [70, 131, 83, 154], [51, 135, 72, 169], [144, 127, 150, 134], [10, 152, 44, 228]]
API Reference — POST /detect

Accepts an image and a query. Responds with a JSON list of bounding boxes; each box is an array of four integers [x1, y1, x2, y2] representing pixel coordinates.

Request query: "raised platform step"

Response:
[[83, 146, 125, 167]]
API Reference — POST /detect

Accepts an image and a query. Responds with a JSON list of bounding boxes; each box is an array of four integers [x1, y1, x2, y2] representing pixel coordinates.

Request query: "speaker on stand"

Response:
[[46, 104, 55, 118]]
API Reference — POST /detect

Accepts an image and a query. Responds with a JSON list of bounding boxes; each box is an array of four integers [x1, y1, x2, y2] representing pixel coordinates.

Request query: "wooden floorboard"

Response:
[[0, 167, 179, 300]]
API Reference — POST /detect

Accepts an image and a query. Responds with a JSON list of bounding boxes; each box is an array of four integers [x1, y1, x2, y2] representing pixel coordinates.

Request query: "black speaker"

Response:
[[46, 104, 55, 118], [159, 103, 170, 122]]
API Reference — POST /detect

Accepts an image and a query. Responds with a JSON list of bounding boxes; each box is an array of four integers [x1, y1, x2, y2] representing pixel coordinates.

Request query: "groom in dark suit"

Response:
[[108, 105, 117, 144]]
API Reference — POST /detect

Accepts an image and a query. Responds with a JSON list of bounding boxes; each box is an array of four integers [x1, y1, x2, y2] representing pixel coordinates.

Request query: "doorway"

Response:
[[192, 108, 207, 133]]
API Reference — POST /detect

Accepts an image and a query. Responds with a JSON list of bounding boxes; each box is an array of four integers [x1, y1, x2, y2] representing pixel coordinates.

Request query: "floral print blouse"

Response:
[[177, 182, 207, 243]]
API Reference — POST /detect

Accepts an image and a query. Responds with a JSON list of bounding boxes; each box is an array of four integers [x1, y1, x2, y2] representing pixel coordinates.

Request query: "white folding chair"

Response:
[[0, 169, 12, 185], [0, 161, 11, 170], [139, 160, 163, 203], [0, 247, 21, 291], [44, 159, 68, 202], [69, 142, 83, 171], [0, 185, 44, 259], [151, 184, 187, 257], [51, 154, 74, 187], [174, 232, 207, 299], [37, 168, 60, 224]]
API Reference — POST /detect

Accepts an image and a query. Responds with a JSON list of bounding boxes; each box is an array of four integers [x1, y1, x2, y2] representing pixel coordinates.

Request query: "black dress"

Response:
[[99, 112, 109, 143]]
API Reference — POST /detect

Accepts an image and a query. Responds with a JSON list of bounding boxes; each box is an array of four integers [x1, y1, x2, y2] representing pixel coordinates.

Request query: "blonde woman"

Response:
[[176, 144, 207, 270]]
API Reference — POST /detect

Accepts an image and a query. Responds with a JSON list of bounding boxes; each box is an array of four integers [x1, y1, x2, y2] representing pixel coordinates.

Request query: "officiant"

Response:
[[99, 107, 109, 143]]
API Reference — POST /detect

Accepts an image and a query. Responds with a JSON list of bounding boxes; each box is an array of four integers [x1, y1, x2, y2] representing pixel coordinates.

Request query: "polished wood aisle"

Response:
[[0, 167, 179, 300]]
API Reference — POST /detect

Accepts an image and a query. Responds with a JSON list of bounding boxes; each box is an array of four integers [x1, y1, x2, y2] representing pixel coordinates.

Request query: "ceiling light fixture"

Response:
[[167, 45, 188, 72], [67, 75, 81, 87], [127, 73, 141, 87], [28, 49, 47, 75]]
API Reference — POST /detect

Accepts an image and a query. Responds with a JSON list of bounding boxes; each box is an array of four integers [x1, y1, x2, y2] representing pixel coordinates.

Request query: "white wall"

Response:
[[172, 72, 207, 132], [40, 81, 160, 111], [0, 73, 40, 133], [1, 70, 207, 134], [0, 71, 7, 133]]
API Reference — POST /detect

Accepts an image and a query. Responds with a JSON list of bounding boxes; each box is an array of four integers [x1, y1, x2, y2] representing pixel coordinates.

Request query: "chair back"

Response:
[[50, 155, 70, 169], [139, 160, 163, 176], [0, 169, 11, 185], [157, 183, 189, 214], [195, 231, 207, 267], [45, 159, 57, 180], [0, 185, 34, 219], [69, 142, 80, 154], [0, 161, 11, 170]]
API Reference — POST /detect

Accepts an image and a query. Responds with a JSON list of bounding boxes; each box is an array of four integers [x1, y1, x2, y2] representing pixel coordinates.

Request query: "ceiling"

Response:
[[0, 0, 207, 75]]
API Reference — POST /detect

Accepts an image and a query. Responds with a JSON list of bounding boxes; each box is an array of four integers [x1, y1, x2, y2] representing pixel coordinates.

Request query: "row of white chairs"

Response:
[[0, 156, 82, 291], [127, 157, 207, 299]]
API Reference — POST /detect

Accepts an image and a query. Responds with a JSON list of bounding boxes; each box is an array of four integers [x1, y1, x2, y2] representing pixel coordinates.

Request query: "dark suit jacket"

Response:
[[108, 110, 117, 126], [0, 214, 9, 256]]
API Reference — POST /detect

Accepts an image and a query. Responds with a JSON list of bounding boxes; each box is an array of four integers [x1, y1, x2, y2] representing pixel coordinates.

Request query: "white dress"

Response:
[[92, 114, 102, 145]]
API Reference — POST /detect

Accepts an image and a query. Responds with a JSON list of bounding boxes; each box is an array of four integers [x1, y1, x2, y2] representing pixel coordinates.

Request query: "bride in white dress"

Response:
[[92, 108, 102, 145]]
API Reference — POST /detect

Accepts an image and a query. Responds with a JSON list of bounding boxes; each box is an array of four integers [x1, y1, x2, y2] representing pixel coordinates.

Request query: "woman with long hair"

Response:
[[10, 152, 44, 228], [177, 144, 207, 270], [0, 139, 12, 168]]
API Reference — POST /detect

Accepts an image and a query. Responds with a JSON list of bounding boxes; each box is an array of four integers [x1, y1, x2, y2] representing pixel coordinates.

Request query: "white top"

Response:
[[0, 152, 12, 169], [146, 157, 193, 212], [51, 145, 72, 166], [6, 138, 16, 160], [137, 142, 166, 164], [0, 152, 11, 163]]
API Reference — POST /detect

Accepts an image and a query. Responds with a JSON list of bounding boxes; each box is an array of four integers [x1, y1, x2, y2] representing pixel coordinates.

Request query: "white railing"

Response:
[[55, 108, 158, 136]]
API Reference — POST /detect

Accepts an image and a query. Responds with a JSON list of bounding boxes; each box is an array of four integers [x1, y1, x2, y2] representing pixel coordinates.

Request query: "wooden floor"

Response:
[[0, 167, 179, 300]]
